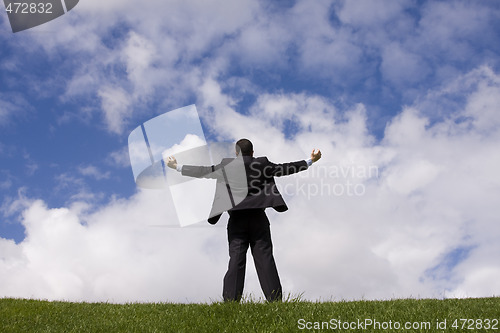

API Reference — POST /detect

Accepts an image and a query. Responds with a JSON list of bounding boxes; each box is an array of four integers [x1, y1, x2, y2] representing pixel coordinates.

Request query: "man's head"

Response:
[[235, 138, 253, 156]]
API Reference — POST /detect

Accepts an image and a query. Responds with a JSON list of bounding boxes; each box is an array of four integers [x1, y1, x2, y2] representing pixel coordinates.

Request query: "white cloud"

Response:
[[0, 191, 227, 303], [381, 43, 430, 86], [385, 158, 443, 196], [8, 0, 495, 138], [97, 86, 132, 135], [0, 169, 14, 190], [463, 78, 500, 133], [286, 1, 364, 79], [416, 1, 495, 61], [0, 178, 12, 190], [78, 165, 111, 180], [121, 32, 159, 98], [161, 134, 207, 159], [107, 146, 131, 168], [336, 0, 412, 27], [0, 93, 31, 126], [52, 172, 107, 204], [249, 92, 337, 134]]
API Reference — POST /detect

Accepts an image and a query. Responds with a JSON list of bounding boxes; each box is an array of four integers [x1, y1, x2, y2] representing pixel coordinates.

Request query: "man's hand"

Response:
[[166, 156, 177, 169], [310, 149, 322, 163]]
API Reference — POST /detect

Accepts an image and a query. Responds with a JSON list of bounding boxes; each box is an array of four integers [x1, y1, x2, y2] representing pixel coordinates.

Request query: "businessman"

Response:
[[166, 139, 321, 302]]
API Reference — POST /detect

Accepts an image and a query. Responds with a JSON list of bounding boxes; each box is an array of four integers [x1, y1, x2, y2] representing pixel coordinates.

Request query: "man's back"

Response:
[[231, 155, 308, 213]]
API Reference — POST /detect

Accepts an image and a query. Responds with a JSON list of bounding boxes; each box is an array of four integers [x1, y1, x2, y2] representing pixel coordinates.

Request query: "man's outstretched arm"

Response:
[[165, 155, 222, 179], [272, 148, 322, 176]]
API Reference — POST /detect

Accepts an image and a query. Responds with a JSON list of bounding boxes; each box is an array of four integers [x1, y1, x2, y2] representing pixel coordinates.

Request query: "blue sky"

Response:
[[1, 0, 500, 302]]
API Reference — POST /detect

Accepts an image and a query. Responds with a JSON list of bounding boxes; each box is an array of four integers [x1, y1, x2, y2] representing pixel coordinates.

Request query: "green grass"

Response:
[[1, 297, 499, 332]]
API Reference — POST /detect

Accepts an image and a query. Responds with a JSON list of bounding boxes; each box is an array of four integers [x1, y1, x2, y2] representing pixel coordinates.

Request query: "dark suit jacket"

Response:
[[181, 156, 308, 224]]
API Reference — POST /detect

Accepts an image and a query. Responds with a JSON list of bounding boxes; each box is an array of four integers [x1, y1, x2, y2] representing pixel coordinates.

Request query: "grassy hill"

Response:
[[1, 297, 499, 332]]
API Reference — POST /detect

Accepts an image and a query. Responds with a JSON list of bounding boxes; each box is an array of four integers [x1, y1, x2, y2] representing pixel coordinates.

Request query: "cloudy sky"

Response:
[[1, 0, 500, 303]]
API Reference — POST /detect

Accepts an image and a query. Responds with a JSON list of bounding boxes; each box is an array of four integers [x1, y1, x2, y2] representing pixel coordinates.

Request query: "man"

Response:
[[166, 139, 321, 302]]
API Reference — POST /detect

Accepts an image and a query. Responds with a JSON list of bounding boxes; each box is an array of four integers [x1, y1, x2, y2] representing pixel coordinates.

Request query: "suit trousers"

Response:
[[223, 209, 282, 302]]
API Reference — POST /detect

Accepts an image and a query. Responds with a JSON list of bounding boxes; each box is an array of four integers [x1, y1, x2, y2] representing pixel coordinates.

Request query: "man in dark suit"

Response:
[[166, 139, 321, 302]]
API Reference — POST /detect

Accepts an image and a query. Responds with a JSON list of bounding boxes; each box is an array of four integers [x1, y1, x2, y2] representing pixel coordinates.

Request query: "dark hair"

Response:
[[236, 138, 253, 156]]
